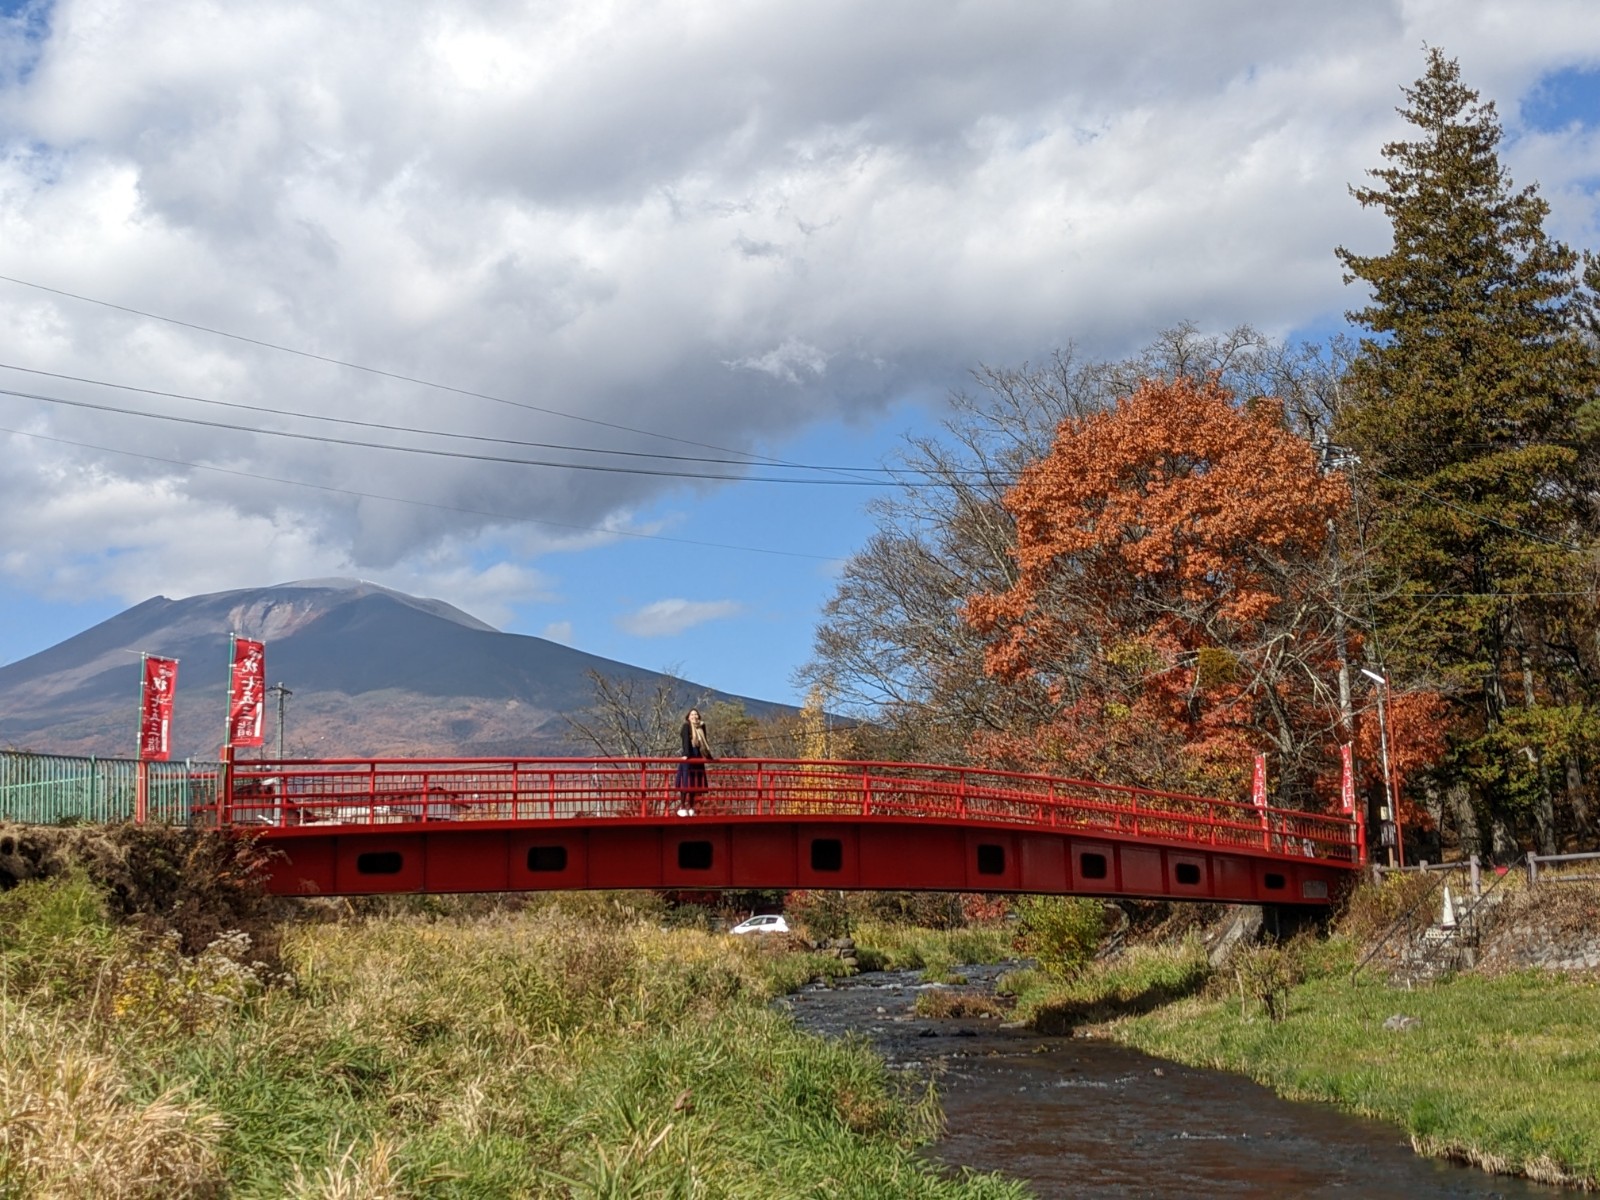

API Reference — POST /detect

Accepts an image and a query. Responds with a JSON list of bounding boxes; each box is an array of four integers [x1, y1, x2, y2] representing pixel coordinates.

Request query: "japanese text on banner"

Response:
[[228, 637, 266, 748], [139, 655, 179, 761]]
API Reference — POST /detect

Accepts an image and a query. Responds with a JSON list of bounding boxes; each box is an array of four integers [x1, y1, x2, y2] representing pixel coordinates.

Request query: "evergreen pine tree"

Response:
[[1335, 49, 1600, 855]]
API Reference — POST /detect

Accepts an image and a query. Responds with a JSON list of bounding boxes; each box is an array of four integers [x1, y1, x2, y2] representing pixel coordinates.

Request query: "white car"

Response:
[[730, 914, 790, 935]]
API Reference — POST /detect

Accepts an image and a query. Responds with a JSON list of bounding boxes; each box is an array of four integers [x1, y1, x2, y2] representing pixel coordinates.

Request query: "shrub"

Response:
[[786, 890, 852, 940], [1336, 871, 1441, 946], [108, 930, 283, 1036], [0, 871, 123, 1002], [1232, 942, 1303, 1022], [1013, 896, 1105, 979]]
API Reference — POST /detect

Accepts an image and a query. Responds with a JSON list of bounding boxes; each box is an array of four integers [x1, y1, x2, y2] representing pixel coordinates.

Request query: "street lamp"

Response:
[[1360, 668, 1403, 867]]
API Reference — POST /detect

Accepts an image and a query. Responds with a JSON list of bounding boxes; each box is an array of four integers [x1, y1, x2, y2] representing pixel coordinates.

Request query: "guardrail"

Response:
[[218, 756, 1362, 866], [1528, 850, 1600, 884], [1373, 854, 1485, 896]]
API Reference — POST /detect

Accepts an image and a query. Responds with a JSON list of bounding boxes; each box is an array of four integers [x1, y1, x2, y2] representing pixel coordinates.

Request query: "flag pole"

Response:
[[222, 633, 237, 827], [135, 652, 149, 825]]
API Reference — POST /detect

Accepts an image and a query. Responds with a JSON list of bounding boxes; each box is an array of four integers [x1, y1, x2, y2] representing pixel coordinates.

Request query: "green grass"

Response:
[[850, 921, 1014, 977], [0, 875, 1029, 1198], [1004, 927, 1600, 1188], [1002, 937, 1213, 1032], [1111, 959, 1600, 1188]]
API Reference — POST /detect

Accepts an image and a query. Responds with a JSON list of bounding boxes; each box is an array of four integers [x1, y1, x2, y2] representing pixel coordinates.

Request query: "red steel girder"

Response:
[[253, 815, 1347, 905]]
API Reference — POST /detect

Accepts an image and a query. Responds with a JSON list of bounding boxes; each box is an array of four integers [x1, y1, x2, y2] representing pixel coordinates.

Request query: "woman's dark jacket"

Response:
[[680, 722, 712, 759]]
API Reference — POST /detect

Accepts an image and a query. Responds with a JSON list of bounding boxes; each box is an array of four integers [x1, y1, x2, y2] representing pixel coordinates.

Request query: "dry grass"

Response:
[[1336, 869, 1442, 945], [912, 990, 1008, 1020], [286, 1136, 404, 1200], [0, 1005, 225, 1198], [0, 850, 1032, 1199]]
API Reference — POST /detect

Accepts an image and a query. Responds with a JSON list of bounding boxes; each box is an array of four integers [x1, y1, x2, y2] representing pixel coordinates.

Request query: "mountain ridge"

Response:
[[0, 581, 787, 759]]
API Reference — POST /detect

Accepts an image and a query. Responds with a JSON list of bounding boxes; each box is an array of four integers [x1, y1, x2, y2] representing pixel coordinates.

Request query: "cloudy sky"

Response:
[[1, 0, 1597, 707]]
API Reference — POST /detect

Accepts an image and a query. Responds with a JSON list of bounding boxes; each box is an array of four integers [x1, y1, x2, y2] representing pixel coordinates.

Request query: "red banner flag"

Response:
[[138, 655, 179, 761], [228, 636, 266, 748], [1251, 753, 1267, 808], [1340, 742, 1356, 813]]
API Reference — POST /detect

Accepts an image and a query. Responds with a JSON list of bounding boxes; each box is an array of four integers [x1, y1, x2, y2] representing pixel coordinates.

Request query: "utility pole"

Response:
[[1318, 441, 1359, 743], [1362, 668, 1404, 867], [267, 682, 292, 761], [1319, 440, 1375, 864]]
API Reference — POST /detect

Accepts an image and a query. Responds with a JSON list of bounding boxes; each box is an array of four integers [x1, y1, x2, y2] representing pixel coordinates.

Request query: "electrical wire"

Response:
[[0, 272, 873, 480], [0, 424, 847, 563], [0, 384, 939, 485], [1366, 467, 1585, 552], [0, 360, 905, 476]]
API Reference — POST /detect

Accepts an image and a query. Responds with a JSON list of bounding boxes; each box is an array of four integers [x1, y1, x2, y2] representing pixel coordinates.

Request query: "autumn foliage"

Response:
[[964, 376, 1352, 803], [1354, 688, 1448, 826]]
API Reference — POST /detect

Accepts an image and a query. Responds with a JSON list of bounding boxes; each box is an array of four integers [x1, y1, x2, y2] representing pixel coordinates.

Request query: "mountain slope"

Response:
[[0, 580, 786, 759]]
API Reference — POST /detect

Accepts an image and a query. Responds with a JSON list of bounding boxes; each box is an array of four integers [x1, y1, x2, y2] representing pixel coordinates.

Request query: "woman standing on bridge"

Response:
[[676, 709, 715, 817]]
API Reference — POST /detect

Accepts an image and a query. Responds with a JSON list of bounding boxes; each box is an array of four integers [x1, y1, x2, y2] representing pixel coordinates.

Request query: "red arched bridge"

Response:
[[213, 757, 1362, 904]]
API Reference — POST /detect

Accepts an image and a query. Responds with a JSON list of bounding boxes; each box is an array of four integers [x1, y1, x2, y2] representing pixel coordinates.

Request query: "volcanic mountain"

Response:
[[0, 579, 788, 759]]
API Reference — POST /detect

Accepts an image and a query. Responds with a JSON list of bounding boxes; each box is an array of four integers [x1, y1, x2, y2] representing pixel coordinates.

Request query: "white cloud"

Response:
[[617, 598, 743, 638], [726, 337, 830, 384], [0, 0, 1596, 613], [0, 427, 555, 625], [541, 620, 574, 644]]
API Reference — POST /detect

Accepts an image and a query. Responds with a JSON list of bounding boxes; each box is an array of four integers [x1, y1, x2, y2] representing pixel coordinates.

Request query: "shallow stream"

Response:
[[781, 964, 1562, 1199]]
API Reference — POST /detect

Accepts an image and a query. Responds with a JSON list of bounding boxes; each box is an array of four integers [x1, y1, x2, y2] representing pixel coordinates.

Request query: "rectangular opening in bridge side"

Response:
[[528, 846, 568, 872], [810, 838, 843, 872], [677, 841, 714, 871], [355, 851, 404, 875]]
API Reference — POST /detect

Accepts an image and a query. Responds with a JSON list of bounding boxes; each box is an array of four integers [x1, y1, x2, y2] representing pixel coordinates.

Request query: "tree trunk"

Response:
[[1446, 780, 1481, 859], [1519, 642, 1558, 856], [1490, 809, 1518, 863], [1568, 755, 1595, 844], [1419, 777, 1446, 861]]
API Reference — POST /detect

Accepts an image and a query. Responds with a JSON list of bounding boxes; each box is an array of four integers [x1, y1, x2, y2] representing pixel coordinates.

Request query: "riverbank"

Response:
[[1010, 935, 1600, 1190], [788, 962, 1557, 1198], [0, 872, 1027, 1198]]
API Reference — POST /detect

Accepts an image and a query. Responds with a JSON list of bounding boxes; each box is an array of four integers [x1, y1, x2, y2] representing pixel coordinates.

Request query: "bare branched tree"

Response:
[[564, 667, 705, 757]]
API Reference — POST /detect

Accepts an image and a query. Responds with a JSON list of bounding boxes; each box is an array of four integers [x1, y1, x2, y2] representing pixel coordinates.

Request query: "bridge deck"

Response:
[[219, 757, 1361, 903]]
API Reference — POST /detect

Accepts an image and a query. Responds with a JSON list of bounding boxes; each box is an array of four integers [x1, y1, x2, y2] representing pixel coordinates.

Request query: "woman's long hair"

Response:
[[684, 709, 710, 756]]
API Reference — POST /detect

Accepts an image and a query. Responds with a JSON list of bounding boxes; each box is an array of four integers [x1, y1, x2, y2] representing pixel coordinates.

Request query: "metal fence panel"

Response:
[[0, 751, 219, 825]]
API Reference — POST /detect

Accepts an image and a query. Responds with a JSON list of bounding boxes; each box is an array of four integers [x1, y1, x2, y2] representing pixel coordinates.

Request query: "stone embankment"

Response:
[[1476, 879, 1600, 973]]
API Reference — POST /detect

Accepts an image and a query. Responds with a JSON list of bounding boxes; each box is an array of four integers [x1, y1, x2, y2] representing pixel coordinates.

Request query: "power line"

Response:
[[1377, 591, 1597, 600], [0, 272, 871, 480], [1367, 467, 1584, 551], [0, 424, 847, 563], [0, 384, 932, 485], [0, 360, 903, 477]]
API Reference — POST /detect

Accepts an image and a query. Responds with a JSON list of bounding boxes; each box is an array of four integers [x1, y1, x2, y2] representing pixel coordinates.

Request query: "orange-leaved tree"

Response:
[[964, 376, 1352, 805]]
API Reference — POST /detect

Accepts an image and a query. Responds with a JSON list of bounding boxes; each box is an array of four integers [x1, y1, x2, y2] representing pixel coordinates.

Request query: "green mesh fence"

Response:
[[0, 751, 221, 825]]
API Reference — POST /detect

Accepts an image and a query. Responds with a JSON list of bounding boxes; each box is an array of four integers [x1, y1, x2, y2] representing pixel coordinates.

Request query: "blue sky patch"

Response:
[[1519, 65, 1600, 133], [0, 0, 50, 88]]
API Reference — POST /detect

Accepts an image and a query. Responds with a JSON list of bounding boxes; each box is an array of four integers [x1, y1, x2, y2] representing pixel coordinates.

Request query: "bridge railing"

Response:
[[218, 756, 1360, 865]]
